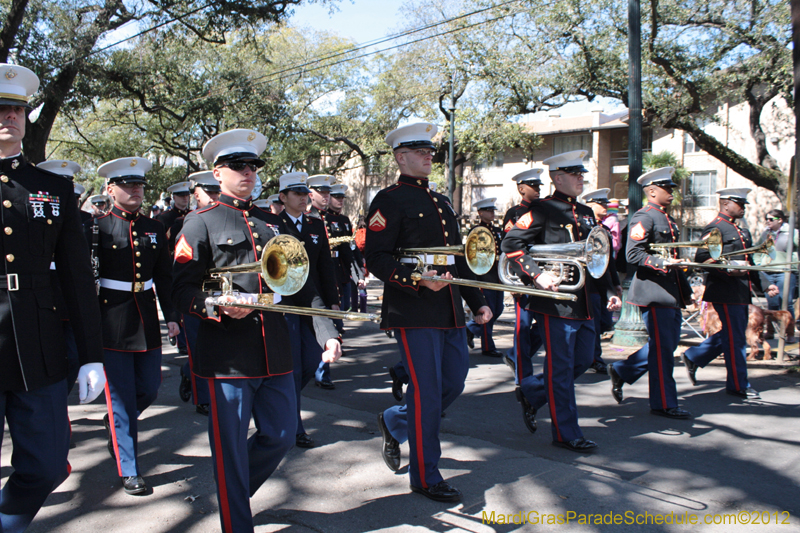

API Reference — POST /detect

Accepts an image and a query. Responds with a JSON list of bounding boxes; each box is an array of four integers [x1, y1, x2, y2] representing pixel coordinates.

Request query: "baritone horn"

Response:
[[203, 234, 380, 322], [648, 228, 723, 260], [497, 225, 610, 293], [395, 226, 576, 301]]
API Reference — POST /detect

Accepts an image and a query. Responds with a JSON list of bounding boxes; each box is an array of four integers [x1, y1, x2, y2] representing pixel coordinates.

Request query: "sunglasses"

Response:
[[223, 161, 260, 172], [400, 149, 435, 157], [766, 217, 782, 221], [331, 194, 345, 199]]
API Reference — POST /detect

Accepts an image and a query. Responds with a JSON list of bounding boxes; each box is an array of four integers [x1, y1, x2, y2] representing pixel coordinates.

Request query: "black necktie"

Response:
[[296, 219, 302, 232]]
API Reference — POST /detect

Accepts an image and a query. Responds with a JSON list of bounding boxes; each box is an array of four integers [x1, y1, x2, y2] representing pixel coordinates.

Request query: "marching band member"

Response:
[[502, 150, 620, 451], [607, 167, 693, 418], [177, 171, 220, 415], [172, 129, 296, 533], [278, 172, 342, 448], [367, 122, 491, 502], [156, 180, 191, 235], [268, 193, 284, 215], [0, 64, 104, 532], [578, 187, 622, 374], [465, 198, 505, 357], [681, 188, 762, 399], [95, 156, 180, 494], [89, 194, 109, 215], [327, 184, 364, 324]]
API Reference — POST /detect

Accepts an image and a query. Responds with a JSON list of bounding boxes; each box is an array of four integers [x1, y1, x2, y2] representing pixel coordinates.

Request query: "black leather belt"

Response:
[[0, 273, 51, 291]]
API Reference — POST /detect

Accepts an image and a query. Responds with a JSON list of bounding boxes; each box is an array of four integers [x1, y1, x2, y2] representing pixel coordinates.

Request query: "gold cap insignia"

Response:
[[247, 132, 256, 141], [425, 125, 432, 132], [61, 161, 68, 167], [5, 68, 17, 80], [130, 159, 138, 167]]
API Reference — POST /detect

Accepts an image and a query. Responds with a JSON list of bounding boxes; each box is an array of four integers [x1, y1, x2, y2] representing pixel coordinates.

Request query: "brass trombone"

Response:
[[396, 226, 577, 301], [648, 228, 723, 260], [675, 235, 785, 273], [718, 234, 775, 265], [203, 234, 380, 323]]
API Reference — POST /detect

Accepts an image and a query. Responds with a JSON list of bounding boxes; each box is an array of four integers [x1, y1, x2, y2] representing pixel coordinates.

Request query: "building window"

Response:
[[684, 171, 716, 207], [553, 135, 593, 159], [475, 153, 504, 170], [684, 133, 699, 154], [366, 157, 384, 175]]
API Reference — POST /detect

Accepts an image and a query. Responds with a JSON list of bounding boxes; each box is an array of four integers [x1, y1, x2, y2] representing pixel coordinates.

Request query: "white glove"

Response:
[[78, 363, 106, 404]]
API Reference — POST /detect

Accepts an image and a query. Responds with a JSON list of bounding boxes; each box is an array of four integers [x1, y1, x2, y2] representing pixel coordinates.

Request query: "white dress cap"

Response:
[[385, 122, 438, 150], [473, 197, 497, 210], [267, 194, 281, 204], [512, 168, 544, 184], [73, 183, 86, 196], [278, 171, 310, 193], [38, 160, 82, 178], [253, 199, 270, 209], [167, 181, 192, 194], [202, 129, 267, 167], [330, 184, 348, 195], [636, 166, 676, 187], [716, 187, 752, 205], [0, 64, 39, 108], [189, 171, 220, 192], [98, 157, 152, 184], [542, 150, 589, 172], [579, 188, 611, 204], [89, 194, 110, 204], [307, 174, 336, 190]]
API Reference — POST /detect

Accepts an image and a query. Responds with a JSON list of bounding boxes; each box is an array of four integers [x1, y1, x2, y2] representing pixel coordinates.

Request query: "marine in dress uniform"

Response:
[[306, 173, 340, 388], [278, 172, 342, 449], [161, 180, 193, 354], [177, 172, 220, 415], [368, 122, 492, 502], [172, 129, 297, 533], [37, 160, 89, 394], [681, 188, 761, 399], [267, 193, 284, 215], [502, 169, 544, 390], [579, 187, 622, 375], [502, 150, 620, 451], [89, 194, 109, 216], [95, 156, 181, 495], [465, 198, 505, 356], [607, 167, 693, 419], [0, 64, 105, 533], [327, 184, 365, 332]]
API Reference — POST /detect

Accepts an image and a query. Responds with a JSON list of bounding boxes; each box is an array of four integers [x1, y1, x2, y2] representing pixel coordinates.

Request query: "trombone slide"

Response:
[[410, 273, 577, 302], [205, 294, 381, 323]]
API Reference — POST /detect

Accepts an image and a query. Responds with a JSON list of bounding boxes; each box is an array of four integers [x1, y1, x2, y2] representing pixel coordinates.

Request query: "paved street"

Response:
[[5, 302, 800, 532]]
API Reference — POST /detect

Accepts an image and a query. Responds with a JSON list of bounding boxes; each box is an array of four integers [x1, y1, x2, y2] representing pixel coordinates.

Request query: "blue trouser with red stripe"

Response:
[[466, 288, 504, 352], [0, 380, 70, 533], [589, 293, 607, 365], [285, 314, 322, 435], [683, 303, 750, 392], [507, 296, 542, 386], [207, 374, 296, 533], [612, 307, 680, 410], [520, 313, 594, 443], [382, 328, 468, 489], [104, 348, 161, 478], [182, 314, 210, 406]]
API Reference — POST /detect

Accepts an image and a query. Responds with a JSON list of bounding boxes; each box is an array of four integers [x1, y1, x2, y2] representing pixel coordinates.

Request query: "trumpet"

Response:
[[329, 235, 355, 249], [396, 226, 577, 301], [203, 234, 380, 322], [497, 225, 610, 293], [649, 228, 723, 260]]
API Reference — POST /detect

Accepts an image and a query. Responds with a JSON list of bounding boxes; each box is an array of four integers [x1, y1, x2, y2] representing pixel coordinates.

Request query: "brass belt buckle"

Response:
[[133, 281, 145, 292], [433, 254, 447, 266]]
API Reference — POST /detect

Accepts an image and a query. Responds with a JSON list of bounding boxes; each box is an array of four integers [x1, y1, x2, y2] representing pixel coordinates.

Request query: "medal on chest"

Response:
[[145, 232, 157, 245], [310, 234, 319, 244], [29, 191, 60, 218]]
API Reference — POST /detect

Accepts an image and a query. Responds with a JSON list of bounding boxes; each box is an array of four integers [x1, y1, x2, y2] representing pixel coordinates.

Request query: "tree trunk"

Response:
[[0, 0, 29, 61]]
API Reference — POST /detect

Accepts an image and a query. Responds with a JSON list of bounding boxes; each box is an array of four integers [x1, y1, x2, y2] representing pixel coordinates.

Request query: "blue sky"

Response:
[[289, 1, 401, 45]]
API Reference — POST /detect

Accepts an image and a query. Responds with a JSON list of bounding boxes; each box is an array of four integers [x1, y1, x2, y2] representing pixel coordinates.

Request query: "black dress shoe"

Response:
[[196, 404, 209, 416], [553, 437, 598, 452], [727, 387, 760, 399], [608, 364, 624, 404], [168, 336, 177, 346], [178, 347, 189, 355], [104, 414, 115, 460], [315, 379, 336, 390], [410, 480, 462, 502], [502, 353, 516, 373], [388, 367, 404, 402], [515, 387, 537, 434], [178, 370, 192, 403], [481, 349, 503, 358], [377, 412, 400, 472], [122, 476, 147, 495], [590, 360, 608, 374], [295, 433, 315, 448], [681, 353, 698, 386], [650, 407, 692, 419], [466, 330, 475, 349], [385, 329, 395, 339]]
